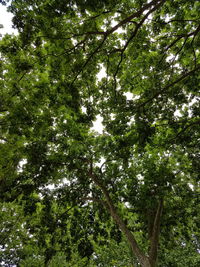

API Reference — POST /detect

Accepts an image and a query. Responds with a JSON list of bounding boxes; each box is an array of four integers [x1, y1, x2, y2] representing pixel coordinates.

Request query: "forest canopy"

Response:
[[0, 0, 200, 266]]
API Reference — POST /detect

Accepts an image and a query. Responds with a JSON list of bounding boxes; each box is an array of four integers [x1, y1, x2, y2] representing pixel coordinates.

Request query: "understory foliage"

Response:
[[0, 0, 200, 266]]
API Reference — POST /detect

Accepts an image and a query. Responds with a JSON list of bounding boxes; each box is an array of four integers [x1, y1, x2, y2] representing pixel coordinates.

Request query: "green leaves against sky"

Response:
[[0, 0, 200, 266]]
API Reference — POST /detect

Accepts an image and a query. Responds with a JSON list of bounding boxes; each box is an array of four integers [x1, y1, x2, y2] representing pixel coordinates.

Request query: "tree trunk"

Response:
[[88, 166, 162, 267]]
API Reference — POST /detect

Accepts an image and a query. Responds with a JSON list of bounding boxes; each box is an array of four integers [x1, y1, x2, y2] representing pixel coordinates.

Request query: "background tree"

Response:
[[0, 0, 200, 266]]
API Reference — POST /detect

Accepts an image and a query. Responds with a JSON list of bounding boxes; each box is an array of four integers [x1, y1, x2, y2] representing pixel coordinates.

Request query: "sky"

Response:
[[0, 4, 18, 36]]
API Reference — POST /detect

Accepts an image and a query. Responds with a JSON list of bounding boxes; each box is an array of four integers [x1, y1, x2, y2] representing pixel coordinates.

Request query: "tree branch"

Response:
[[70, 35, 107, 85], [149, 199, 163, 266], [107, 0, 166, 35], [70, 0, 166, 87], [112, 0, 166, 88], [172, 118, 200, 141], [138, 65, 200, 108], [164, 23, 200, 52]]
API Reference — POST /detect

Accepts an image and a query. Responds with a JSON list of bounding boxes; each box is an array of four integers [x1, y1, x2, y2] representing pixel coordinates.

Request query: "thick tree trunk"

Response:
[[88, 165, 162, 267], [89, 169, 150, 266], [148, 199, 163, 267], [140, 258, 152, 267]]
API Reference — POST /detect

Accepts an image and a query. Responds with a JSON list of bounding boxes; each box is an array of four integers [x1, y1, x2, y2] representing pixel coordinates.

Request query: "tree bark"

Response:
[[88, 166, 151, 267], [86, 157, 164, 267], [148, 199, 163, 267]]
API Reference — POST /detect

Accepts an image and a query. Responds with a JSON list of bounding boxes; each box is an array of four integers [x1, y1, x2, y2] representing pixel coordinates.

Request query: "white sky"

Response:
[[0, 5, 18, 36]]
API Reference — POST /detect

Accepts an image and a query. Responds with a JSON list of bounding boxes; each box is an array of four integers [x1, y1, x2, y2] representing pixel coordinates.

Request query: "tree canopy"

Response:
[[0, 0, 200, 266]]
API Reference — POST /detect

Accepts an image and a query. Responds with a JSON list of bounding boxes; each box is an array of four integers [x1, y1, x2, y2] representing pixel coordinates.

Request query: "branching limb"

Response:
[[112, 0, 167, 90], [165, 23, 200, 52], [87, 159, 151, 267], [173, 119, 200, 140], [138, 65, 200, 108], [70, 0, 166, 87], [107, 0, 166, 35], [70, 35, 107, 85]]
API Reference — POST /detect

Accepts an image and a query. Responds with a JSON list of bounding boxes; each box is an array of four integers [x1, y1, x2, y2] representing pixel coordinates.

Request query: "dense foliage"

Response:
[[0, 0, 200, 266]]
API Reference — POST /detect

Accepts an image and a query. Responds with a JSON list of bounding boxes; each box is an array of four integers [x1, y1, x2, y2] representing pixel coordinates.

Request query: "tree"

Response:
[[0, 0, 200, 266]]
